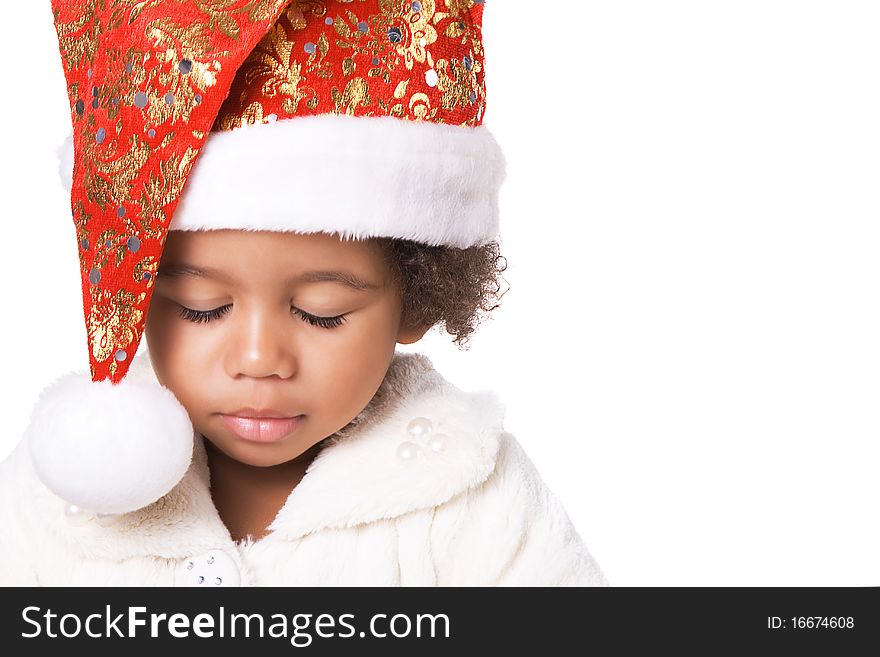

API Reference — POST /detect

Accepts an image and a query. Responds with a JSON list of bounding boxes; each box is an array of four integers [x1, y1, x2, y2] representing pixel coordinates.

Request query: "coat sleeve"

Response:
[[0, 438, 41, 585], [431, 431, 609, 586]]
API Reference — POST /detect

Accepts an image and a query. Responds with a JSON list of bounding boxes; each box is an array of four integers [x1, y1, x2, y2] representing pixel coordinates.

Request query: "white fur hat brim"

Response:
[[58, 114, 506, 248]]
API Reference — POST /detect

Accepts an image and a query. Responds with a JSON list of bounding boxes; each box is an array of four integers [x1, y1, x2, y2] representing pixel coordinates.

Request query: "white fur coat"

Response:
[[0, 351, 608, 586]]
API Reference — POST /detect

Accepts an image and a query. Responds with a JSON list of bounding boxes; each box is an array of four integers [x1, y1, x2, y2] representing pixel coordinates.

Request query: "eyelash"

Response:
[[175, 304, 348, 329]]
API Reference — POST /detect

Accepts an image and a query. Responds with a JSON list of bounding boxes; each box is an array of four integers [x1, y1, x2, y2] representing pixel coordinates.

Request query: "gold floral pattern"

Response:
[[124, 0, 291, 34], [138, 146, 201, 235], [377, 0, 438, 71], [132, 256, 158, 290], [87, 287, 146, 363], [52, 1, 103, 75], [84, 133, 151, 211], [216, 0, 486, 129], [143, 18, 227, 124], [240, 22, 306, 114]]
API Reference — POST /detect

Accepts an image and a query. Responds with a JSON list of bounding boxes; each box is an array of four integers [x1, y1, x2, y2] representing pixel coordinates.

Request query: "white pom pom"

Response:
[[27, 366, 194, 515], [57, 131, 74, 193]]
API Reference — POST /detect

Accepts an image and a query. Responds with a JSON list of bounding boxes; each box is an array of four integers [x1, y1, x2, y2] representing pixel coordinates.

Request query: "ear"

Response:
[[397, 320, 430, 345]]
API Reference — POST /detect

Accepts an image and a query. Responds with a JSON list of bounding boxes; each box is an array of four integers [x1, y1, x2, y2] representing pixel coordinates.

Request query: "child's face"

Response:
[[145, 229, 424, 467]]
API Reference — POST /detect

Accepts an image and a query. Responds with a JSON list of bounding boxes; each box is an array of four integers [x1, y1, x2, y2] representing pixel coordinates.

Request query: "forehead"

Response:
[[160, 229, 387, 278]]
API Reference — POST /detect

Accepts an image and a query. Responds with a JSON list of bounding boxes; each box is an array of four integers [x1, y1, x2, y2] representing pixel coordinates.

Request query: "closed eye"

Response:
[[175, 304, 348, 329], [176, 304, 231, 324], [292, 307, 348, 329]]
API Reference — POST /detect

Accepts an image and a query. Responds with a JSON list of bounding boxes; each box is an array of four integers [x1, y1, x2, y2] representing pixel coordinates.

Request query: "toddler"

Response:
[[0, 0, 607, 586]]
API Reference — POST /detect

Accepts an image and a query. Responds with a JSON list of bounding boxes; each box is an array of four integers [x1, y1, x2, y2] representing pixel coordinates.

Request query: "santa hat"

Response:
[[31, 0, 505, 515]]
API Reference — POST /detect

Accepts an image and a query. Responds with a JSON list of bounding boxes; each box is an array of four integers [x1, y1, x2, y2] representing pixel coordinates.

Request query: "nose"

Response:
[[224, 303, 298, 380]]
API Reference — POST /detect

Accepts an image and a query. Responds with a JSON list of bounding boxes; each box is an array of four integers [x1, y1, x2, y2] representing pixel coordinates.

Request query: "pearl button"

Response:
[[427, 433, 448, 453], [406, 417, 433, 438], [396, 441, 421, 460], [176, 549, 241, 587]]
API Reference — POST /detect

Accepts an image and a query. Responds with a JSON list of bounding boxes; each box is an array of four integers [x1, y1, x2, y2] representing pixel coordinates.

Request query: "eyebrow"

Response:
[[156, 264, 381, 291]]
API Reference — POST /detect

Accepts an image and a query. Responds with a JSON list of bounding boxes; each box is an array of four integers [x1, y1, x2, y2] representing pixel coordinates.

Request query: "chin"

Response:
[[242, 435, 326, 466], [239, 455, 286, 468], [228, 443, 293, 467]]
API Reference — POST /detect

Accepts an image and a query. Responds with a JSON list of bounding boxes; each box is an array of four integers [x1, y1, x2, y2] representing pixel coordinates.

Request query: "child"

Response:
[[0, 0, 608, 586]]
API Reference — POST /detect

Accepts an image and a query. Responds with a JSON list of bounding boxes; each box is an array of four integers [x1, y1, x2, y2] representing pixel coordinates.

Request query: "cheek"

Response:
[[308, 302, 400, 409], [144, 299, 214, 405]]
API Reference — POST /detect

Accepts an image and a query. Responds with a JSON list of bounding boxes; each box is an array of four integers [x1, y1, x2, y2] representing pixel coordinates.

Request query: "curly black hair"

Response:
[[374, 237, 510, 349]]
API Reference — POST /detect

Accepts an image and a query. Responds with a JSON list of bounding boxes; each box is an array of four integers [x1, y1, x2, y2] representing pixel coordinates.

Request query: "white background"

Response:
[[1, 1, 878, 586]]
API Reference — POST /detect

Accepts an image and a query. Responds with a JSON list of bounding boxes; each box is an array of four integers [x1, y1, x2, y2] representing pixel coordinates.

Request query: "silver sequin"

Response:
[[148, 129, 156, 138], [179, 59, 192, 74], [357, 21, 369, 33], [117, 206, 126, 218], [165, 92, 175, 106], [89, 268, 101, 285], [96, 127, 106, 144], [128, 236, 141, 252], [114, 349, 127, 361], [134, 91, 148, 109], [304, 42, 316, 54]]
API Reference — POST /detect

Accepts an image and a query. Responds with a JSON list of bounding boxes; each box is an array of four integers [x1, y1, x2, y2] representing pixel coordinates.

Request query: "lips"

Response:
[[219, 413, 305, 443]]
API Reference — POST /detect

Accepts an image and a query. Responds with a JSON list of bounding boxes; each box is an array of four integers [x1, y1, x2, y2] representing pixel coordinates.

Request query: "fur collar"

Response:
[[27, 350, 507, 560]]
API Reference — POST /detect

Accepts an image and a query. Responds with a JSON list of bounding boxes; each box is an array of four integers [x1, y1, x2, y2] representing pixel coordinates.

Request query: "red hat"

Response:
[[32, 0, 505, 515]]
